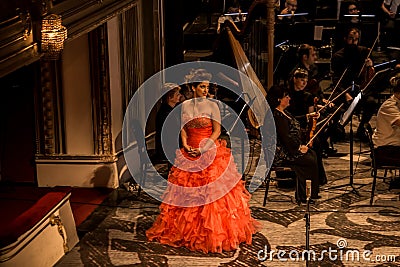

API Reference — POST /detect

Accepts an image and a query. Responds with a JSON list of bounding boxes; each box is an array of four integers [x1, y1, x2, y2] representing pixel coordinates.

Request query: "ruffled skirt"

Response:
[[146, 140, 260, 253]]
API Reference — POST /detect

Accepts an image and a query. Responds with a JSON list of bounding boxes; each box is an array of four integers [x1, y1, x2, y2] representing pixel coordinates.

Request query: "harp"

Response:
[[216, 0, 274, 129]]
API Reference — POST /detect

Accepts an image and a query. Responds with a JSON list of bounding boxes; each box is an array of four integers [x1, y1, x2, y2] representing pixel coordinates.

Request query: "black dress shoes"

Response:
[[326, 147, 337, 156], [297, 199, 316, 205]]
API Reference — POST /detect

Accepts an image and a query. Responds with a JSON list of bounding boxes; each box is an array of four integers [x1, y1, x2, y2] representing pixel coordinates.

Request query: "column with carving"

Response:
[[37, 59, 65, 155], [89, 25, 113, 156], [267, 0, 275, 89]]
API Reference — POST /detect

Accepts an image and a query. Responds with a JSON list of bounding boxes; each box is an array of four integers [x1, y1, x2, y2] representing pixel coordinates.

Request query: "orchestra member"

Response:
[[264, 85, 322, 203], [331, 27, 376, 141], [155, 83, 182, 160], [372, 72, 400, 167]]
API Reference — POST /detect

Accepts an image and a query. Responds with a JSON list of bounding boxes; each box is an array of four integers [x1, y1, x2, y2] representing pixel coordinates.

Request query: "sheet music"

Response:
[[340, 92, 362, 126], [314, 26, 323, 40]]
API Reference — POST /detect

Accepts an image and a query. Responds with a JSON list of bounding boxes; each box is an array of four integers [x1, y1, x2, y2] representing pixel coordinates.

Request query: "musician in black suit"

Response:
[[331, 27, 377, 141]]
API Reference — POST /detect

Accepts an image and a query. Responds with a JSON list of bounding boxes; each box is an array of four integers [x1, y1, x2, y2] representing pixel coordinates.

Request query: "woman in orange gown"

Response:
[[146, 70, 259, 253]]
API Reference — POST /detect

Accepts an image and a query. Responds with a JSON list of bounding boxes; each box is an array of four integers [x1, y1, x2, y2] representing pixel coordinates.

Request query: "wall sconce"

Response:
[[41, 14, 67, 59]]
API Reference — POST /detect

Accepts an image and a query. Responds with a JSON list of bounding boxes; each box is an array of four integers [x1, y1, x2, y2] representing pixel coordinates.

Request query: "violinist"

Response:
[[290, 44, 333, 113], [286, 68, 328, 185], [287, 68, 315, 129], [290, 44, 338, 156], [290, 44, 319, 95], [331, 27, 377, 141], [265, 85, 323, 204]]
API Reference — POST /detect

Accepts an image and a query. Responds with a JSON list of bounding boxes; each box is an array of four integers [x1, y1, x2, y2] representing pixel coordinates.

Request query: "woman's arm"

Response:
[[275, 113, 301, 155], [381, 1, 395, 17], [180, 101, 191, 152], [209, 101, 222, 141], [180, 127, 191, 151], [189, 101, 221, 156]]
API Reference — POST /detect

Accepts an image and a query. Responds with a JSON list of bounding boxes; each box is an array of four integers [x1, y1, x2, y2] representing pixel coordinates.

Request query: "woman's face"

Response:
[[348, 4, 358, 15], [279, 94, 291, 109], [192, 81, 209, 98], [293, 76, 308, 91]]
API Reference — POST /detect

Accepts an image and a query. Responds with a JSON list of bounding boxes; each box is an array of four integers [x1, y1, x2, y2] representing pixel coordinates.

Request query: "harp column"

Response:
[[267, 0, 275, 89]]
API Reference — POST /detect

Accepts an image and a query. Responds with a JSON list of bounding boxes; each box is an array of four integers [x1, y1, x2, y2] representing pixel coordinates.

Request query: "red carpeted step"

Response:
[[0, 190, 71, 247], [0, 185, 113, 235]]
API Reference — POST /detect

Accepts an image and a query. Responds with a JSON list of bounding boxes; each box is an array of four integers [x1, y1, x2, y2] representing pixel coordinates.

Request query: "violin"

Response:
[[360, 62, 375, 91], [358, 33, 379, 91]]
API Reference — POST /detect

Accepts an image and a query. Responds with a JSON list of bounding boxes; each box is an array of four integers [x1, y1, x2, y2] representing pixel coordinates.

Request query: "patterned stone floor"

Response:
[[56, 118, 400, 267]]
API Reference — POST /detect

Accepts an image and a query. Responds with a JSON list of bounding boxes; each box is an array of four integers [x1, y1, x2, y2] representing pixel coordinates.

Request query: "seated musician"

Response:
[[345, 2, 361, 24], [286, 68, 314, 128], [331, 27, 377, 141], [155, 83, 182, 161], [265, 85, 322, 204], [286, 68, 328, 185], [290, 44, 328, 106], [372, 73, 400, 168], [277, 0, 307, 22], [290, 44, 338, 156]]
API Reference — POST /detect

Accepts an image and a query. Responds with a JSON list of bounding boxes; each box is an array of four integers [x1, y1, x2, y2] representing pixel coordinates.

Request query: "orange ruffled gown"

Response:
[[146, 117, 260, 253]]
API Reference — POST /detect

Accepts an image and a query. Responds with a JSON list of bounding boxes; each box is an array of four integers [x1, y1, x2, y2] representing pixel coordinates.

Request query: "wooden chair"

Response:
[[263, 165, 296, 206], [364, 123, 400, 205]]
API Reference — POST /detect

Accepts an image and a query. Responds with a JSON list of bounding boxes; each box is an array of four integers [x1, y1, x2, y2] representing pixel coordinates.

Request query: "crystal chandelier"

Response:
[[41, 14, 67, 59]]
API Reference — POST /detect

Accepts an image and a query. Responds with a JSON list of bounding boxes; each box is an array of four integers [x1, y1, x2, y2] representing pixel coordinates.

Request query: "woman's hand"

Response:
[[307, 112, 320, 119], [299, 145, 308, 154], [365, 58, 373, 67], [187, 147, 202, 157]]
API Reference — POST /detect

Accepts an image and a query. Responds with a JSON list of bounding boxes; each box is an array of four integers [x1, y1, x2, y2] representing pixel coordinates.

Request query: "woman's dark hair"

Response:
[[184, 69, 212, 88], [293, 68, 309, 79], [266, 85, 289, 108], [161, 83, 180, 103]]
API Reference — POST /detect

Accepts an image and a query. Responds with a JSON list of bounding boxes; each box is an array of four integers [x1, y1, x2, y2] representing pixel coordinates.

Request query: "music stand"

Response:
[[334, 89, 362, 194], [329, 68, 392, 194]]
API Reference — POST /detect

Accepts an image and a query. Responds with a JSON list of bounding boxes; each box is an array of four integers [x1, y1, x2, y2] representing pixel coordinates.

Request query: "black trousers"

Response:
[[287, 149, 320, 201]]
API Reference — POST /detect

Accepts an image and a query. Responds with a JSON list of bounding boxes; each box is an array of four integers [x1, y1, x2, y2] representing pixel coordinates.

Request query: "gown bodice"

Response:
[[184, 116, 213, 148]]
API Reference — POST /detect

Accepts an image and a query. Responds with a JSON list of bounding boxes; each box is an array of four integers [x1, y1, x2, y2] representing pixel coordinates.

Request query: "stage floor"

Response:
[[56, 115, 400, 266]]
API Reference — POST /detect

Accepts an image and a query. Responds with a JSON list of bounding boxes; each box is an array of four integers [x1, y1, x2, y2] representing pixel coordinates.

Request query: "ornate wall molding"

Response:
[[37, 59, 65, 155], [0, 12, 39, 78], [89, 25, 112, 156]]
